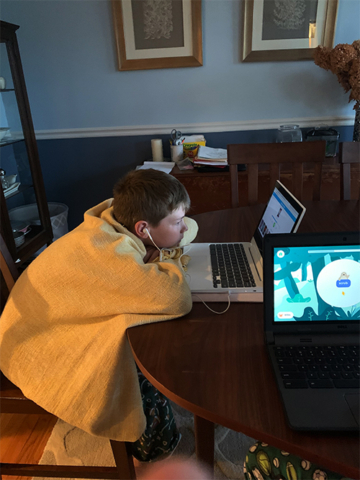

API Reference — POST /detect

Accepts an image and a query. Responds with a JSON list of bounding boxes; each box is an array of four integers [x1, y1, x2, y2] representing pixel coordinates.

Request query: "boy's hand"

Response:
[[143, 246, 159, 264]]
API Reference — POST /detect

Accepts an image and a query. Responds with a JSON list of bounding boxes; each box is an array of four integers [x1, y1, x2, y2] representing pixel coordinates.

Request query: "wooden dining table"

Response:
[[127, 200, 360, 479]]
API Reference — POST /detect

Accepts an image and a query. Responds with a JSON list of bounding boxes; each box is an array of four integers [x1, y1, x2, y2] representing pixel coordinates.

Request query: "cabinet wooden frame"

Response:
[[242, 0, 338, 62], [112, 0, 202, 71], [0, 21, 53, 262]]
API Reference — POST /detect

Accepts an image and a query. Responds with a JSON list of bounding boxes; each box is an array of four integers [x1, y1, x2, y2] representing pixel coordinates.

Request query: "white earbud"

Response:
[[144, 227, 154, 242]]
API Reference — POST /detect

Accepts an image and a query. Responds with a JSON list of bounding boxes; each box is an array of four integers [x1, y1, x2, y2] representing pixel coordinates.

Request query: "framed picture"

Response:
[[112, 0, 203, 71], [242, 0, 339, 62]]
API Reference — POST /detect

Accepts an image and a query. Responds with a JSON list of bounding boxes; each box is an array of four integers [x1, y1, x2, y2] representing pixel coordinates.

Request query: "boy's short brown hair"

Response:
[[113, 168, 190, 228]]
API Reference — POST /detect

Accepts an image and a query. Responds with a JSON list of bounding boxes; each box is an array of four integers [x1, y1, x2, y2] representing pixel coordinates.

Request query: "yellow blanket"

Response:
[[0, 200, 198, 441]]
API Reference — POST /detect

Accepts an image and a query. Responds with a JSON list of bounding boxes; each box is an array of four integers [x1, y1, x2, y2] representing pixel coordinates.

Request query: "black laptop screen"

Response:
[[273, 244, 360, 323]]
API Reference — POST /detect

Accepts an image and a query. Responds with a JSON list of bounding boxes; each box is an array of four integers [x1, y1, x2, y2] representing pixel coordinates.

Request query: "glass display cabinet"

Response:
[[0, 20, 52, 264]]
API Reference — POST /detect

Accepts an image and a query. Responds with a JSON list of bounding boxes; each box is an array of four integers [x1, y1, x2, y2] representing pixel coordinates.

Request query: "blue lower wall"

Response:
[[36, 125, 354, 230]]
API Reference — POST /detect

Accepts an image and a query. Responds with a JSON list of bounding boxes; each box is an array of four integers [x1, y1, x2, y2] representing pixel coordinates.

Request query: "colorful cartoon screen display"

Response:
[[274, 245, 360, 322]]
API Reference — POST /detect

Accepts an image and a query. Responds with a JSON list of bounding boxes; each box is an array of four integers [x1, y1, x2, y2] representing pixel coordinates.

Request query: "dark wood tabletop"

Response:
[[127, 200, 360, 479]]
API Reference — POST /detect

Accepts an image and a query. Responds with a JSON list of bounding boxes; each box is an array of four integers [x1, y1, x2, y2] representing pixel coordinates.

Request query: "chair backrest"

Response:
[[0, 233, 18, 294], [227, 141, 326, 207], [339, 142, 360, 201]]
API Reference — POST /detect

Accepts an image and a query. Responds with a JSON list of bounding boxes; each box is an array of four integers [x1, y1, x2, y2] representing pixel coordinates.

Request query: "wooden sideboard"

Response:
[[171, 157, 360, 216]]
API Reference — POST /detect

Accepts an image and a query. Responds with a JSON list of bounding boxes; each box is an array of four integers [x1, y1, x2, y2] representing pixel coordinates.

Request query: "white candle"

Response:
[[151, 139, 164, 162]]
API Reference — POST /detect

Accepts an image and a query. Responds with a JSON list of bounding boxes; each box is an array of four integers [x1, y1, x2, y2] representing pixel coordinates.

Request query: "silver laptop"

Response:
[[263, 231, 360, 431], [185, 180, 306, 302]]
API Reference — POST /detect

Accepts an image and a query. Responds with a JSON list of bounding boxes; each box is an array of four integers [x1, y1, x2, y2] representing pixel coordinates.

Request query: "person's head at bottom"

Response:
[[139, 457, 212, 480]]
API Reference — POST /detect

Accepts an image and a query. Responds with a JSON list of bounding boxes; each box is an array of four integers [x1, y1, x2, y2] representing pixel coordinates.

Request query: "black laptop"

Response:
[[263, 231, 360, 431]]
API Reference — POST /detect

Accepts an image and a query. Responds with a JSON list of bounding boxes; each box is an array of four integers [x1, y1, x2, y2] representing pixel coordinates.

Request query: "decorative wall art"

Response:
[[112, 0, 203, 71], [242, 0, 339, 62]]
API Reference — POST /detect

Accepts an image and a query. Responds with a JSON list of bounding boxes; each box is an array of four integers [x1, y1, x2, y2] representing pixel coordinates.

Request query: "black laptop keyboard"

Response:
[[273, 345, 360, 389], [210, 243, 256, 289]]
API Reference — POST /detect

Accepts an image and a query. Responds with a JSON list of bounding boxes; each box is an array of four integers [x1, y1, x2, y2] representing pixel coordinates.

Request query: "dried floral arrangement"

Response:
[[314, 40, 360, 110]]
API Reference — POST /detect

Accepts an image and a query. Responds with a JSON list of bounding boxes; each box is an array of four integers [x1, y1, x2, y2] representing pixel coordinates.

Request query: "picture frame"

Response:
[[242, 0, 339, 62], [112, 0, 203, 71]]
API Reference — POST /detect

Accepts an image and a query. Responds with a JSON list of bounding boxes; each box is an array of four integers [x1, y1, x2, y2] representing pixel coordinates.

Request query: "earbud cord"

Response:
[[145, 228, 161, 252], [192, 294, 231, 315]]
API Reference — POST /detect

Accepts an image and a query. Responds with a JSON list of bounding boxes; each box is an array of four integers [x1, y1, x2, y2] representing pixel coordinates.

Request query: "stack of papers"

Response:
[[193, 146, 228, 166]]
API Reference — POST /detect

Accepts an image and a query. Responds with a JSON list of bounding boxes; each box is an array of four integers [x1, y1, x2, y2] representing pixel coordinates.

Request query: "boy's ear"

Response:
[[134, 220, 149, 239]]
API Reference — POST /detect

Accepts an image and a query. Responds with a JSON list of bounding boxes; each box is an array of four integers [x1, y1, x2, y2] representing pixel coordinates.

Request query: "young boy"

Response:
[[0, 168, 198, 461]]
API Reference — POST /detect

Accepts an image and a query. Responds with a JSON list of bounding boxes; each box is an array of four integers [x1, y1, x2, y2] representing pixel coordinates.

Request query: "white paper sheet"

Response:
[[136, 162, 175, 174]]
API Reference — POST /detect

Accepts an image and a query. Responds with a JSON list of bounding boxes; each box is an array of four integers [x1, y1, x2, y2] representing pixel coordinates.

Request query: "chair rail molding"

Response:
[[34, 115, 354, 140]]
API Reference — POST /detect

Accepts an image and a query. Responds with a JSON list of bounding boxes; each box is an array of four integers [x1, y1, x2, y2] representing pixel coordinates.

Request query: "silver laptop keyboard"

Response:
[[273, 345, 360, 389], [210, 243, 256, 289]]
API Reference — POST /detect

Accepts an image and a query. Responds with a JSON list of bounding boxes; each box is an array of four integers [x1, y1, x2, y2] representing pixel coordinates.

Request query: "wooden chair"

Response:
[[339, 142, 360, 200], [227, 141, 326, 207], [0, 234, 136, 479]]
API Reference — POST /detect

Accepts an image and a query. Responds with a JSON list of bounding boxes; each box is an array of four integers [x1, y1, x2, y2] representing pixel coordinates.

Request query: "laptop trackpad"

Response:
[[344, 394, 360, 425]]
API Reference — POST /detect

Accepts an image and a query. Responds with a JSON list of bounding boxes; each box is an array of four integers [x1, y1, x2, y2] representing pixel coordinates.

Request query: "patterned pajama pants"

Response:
[[129, 367, 180, 462], [244, 441, 352, 480]]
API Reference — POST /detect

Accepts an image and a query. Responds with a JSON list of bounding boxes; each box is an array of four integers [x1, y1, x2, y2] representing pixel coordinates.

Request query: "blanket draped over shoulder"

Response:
[[0, 199, 198, 441]]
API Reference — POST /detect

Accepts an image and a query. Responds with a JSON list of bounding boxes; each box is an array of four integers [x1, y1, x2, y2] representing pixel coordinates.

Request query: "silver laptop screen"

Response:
[[258, 186, 300, 238], [273, 244, 360, 323]]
